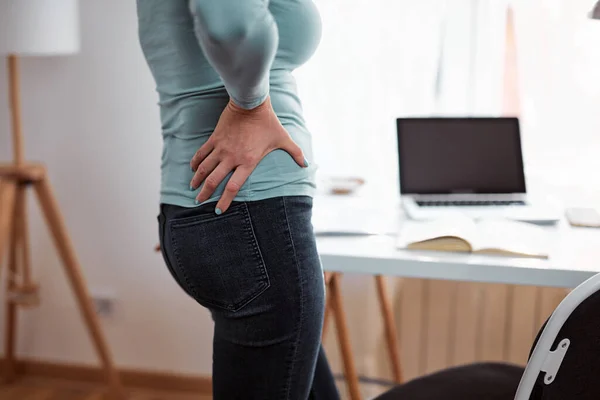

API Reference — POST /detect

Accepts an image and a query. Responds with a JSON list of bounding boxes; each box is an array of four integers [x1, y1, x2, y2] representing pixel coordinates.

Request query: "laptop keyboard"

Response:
[[416, 200, 526, 207]]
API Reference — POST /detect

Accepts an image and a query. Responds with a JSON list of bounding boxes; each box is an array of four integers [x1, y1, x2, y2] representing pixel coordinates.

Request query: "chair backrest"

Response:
[[515, 272, 600, 400]]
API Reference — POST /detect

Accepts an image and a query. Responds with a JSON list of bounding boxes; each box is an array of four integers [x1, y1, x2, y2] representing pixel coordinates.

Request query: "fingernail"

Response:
[[194, 199, 199, 205], [190, 165, 194, 172], [304, 158, 309, 168], [215, 208, 222, 215], [189, 185, 194, 191]]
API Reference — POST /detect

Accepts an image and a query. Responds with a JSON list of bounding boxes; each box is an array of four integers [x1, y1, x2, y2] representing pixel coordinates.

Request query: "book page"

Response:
[[397, 215, 478, 248], [473, 219, 549, 258]]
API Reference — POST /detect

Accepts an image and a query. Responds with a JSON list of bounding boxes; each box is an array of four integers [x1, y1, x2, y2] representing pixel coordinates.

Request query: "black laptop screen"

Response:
[[397, 118, 526, 195]]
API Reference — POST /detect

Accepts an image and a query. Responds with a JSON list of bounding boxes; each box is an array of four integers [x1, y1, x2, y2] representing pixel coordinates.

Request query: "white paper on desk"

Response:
[[312, 200, 400, 236], [472, 219, 550, 257]]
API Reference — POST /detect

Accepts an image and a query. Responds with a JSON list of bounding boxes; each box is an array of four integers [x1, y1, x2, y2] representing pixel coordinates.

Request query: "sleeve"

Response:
[[192, 0, 278, 109]]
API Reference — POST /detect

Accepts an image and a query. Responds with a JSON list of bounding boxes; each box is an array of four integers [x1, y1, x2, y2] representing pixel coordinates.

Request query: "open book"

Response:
[[396, 216, 549, 259]]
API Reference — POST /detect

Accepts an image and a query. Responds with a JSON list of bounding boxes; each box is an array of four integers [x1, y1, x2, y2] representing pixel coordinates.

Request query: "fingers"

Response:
[[190, 139, 215, 172], [196, 163, 232, 205], [280, 136, 308, 168], [190, 152, 219, 190], [215, 166, 252, 214]]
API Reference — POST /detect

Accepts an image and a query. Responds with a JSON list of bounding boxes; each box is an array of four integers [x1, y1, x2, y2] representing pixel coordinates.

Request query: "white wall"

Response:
[[0, 0, 214, 374]]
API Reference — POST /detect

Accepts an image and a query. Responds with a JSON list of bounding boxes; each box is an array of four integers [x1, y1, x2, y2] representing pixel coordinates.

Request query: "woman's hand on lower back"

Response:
[[190, 97, 307, 213]]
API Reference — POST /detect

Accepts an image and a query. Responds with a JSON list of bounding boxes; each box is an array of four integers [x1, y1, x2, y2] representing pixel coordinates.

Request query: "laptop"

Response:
[[397, 117, 560, 223]]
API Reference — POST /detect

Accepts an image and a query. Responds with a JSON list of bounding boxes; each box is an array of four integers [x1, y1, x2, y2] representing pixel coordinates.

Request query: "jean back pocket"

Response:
[[167, 203, 269, 312]]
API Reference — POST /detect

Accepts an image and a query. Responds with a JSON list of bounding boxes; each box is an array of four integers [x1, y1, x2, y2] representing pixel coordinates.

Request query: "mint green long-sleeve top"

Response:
[[136, 0, 321, 207]]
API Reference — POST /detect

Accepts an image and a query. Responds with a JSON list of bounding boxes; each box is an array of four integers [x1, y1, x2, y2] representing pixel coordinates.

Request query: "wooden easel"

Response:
[[0, 55, 125, 399], [322, 272, 403, 400]]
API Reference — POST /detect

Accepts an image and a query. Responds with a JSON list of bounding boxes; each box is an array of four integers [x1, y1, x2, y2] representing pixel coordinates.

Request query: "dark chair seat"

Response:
[[374, 362, 524, 400], [374, 272, 600, 400]]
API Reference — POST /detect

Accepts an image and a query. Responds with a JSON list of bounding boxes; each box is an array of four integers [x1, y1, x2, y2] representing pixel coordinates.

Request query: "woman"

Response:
[[136, 1, 339, 399]]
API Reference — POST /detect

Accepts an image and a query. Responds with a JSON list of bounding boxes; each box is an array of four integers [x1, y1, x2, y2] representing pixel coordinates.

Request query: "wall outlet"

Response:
[[90, 289, 117, 318]]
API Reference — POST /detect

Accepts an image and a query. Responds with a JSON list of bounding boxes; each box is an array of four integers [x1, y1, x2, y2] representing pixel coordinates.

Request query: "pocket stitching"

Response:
[[168, 202, 270, 312], [169, 220, 201, 306], [170, 204, 245, 228], [240, 203, 270, 310], [159, 214, 196, 297]]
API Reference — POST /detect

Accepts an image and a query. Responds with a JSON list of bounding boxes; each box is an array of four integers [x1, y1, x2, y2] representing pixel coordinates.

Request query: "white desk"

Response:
[[315, 196, 600, 289], [313, 195, 600, 400], [318, 229, 600, 289]]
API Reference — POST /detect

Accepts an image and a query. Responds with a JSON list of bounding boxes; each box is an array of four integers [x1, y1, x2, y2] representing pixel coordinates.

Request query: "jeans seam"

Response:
[[236, 203, 270, 311], [158, 215, 181, 288], [282, 196, 305, 400], [169, 220, 199, 301]]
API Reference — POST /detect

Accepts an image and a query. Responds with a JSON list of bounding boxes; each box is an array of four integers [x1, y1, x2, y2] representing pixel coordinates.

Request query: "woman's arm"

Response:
[[188, 1, 306, 213], [192, 0, 278, 109]]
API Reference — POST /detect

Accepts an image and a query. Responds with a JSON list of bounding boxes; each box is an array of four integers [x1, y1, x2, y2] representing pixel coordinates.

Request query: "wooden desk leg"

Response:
[[322, 272, 333, 341], [329, 273, 361, 400], [33, 178, 125, 400], [322, 292, 331, 341], [375, 275, 403, 383]]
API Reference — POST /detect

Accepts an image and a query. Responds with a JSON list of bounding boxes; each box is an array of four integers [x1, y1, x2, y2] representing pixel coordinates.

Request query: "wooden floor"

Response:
[[0, 377, 387, 400], [0, 377, 212, 400]]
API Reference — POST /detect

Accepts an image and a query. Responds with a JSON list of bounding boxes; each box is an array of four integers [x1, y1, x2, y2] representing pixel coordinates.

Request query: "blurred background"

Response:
[[0, 0, 599, 399]]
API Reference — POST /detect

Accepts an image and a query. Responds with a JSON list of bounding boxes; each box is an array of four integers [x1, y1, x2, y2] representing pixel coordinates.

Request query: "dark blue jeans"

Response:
[[158, 196, 339, 400]]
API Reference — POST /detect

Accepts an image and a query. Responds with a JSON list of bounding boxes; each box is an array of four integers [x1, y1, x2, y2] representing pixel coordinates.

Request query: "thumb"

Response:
[[281, 137, 308, 168]]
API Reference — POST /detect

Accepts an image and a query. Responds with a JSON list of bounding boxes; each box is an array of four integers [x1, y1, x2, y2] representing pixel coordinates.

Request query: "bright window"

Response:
[[295, 0, 599, 197]]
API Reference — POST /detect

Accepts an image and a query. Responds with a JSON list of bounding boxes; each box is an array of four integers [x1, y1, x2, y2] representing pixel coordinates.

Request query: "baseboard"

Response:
[[0, 358, 212, 394], [333, 373, 395, 388]]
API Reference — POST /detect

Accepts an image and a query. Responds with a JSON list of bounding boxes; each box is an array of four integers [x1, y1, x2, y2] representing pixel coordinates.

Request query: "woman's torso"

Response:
[[138, 0, 322, 207]]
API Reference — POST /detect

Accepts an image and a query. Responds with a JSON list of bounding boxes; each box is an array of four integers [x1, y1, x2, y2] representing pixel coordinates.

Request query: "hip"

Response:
[[157, 196, 323, 312]]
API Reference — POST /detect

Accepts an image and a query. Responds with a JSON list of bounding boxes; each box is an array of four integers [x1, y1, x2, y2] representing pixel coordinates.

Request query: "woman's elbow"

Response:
[[192, 0, 254, 45]]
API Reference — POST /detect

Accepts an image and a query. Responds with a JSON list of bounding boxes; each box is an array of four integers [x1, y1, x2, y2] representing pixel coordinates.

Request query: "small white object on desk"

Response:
[[565, 207, 600, 228]]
